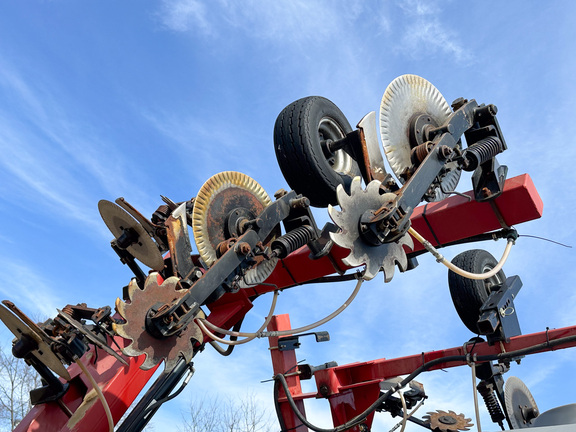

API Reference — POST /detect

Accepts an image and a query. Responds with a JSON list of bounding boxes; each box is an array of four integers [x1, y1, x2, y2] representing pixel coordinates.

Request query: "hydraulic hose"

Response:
[[259, 276, 363, 338], [199, 276, 363, 342], [196, 290, 279, 345], [408, 227, 514, 280], [76, 358, 114, 432]]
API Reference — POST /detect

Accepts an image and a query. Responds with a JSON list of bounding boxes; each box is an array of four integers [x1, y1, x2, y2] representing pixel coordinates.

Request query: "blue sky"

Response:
[[0, 1, 575, 431]]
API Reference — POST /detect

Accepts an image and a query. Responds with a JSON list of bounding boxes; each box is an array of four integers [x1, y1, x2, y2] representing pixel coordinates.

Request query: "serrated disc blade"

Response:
[[115, 297, 127, 320], [505, 376, 539, 429], [114, 273, 203, 371], [328, 178, 413, 281]]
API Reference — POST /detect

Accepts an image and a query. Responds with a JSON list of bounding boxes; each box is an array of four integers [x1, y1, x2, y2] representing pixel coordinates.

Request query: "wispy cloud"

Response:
[[159, 0, 212, 35], [138, 108, 254, 184], [158, 0, 351, 44], [0, 259, 64, 317], [157, 0, 470, 67], [395, 0, 471, 63], [0, 61, 150, 237], [399, 20, 471, 63]]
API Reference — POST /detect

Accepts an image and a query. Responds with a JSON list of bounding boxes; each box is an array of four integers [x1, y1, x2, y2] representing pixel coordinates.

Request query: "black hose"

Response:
[[210, 318, 244, 356], [142, 362, 195, 416], [273, 379, 290, 432]]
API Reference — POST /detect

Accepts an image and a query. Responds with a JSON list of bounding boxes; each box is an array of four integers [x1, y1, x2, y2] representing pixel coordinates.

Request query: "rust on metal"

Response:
[[165, 203, 195, 280], [206, 186, 263, 245], [193, 171, 278, 267], [0, 301, 71, 380], [235, 242, 251, 256], [216, 238, 237, 258], [357, 111, 387, 182], [114, 274, 203, 371]]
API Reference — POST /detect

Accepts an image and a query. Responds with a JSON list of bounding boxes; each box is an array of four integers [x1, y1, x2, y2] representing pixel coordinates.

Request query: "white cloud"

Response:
[[157, 0, 364, 46], [159, 0, 212, 35], [398, 19, 471, 64], [0, 61, 153, 238], [398, 0, 440, 16], [0, 259, 64, 318], [391, 0, 471, 63]]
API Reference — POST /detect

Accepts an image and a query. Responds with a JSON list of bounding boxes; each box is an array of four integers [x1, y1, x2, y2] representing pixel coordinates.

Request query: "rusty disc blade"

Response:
[[99, 200, 164, 271], [192, 171, 274, 267], [114, 274, 203, 371]]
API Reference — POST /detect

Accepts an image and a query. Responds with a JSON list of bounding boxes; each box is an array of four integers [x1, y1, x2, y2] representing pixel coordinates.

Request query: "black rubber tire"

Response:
[[273, 96, 361, 207], [448, 249, 506, 334]]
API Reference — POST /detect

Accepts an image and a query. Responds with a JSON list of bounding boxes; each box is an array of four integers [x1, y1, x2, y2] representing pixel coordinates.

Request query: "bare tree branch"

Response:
[[179, 393, 275, 432], [0, 344, 40, 430]]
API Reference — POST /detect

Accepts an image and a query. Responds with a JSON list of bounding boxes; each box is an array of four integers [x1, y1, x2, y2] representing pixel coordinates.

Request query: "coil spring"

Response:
[[152, 204, 170, 224], [477, 381, 505, 424], [410, 142, 434, 165], [464, 136, 503, 171], [271, 225, 317, 258], [61, 305, 75, 317]]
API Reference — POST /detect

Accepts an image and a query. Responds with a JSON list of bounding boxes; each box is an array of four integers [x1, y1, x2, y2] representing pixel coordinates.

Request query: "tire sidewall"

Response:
[[274, 96, 360, 207], [448, 249, 506, 334]]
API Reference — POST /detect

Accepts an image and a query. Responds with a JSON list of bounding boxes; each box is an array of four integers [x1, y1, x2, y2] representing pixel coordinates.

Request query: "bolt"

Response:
[[236, 242, 251, 255], [439, 416, 457, 425], [274, 189, 288, 200], [289, 197, 310, 209], [451, 97, 467, 111], [319, 384, 330, 397], [439, 145, 454, 160]]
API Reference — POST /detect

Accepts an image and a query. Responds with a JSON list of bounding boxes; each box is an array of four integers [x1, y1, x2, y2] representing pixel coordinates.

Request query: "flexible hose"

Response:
[[259, 276, 363, 338], [470, 359, 482, 432], [75, 358, 114, 432], [208, 319, 243, 355], [142, 363, 195, 416], [201, 291, 279, 338], [398, 391, 408, 432], [199, 276, 363, 341], [390, 395, 425, 432], [408, 227, 514, 280], [196, 290, 279, 345]]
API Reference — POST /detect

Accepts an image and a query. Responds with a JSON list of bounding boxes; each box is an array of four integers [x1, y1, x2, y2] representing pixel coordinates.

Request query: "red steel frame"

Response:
[[14, 174, 546, 431], [269, 316, 576, 431], [15, 337, 158, 432]]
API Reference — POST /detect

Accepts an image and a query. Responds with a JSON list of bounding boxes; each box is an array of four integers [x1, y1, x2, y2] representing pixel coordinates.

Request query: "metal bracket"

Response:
[[479, 275, 522, 344], [278, 331, 330, 351]]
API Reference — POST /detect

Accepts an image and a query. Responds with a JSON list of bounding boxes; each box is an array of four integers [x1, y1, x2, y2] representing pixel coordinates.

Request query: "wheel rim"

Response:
[[318, 117, 355, 176], [482, 263, 504, 295]]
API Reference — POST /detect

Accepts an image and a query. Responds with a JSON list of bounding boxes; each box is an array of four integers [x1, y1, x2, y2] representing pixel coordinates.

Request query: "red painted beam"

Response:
[[257, 174, 543, 294], [268, 314, 308, 432], [15, 337, 157, 432], [409, 173, 543, 252], [313, 325, 576, 396]]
